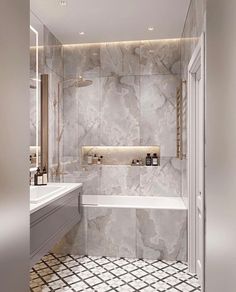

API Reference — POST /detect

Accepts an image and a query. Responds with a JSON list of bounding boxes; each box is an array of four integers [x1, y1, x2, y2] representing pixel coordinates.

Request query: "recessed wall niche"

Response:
[[81, 146, 160, 166]]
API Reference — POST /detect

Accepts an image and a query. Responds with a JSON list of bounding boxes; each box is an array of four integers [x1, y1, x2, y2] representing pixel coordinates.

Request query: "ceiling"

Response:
[[30, 0, 190, 44]]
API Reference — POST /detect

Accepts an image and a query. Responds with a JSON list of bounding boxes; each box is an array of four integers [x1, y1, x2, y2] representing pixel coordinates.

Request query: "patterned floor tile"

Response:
[[30, 253, 201, 292]]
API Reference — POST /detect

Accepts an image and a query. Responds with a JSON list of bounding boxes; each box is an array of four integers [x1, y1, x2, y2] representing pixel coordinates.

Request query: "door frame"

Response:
[[187, 33, 205, 281]]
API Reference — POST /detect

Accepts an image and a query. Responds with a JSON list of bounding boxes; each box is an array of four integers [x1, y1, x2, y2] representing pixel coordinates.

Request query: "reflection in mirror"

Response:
[[30, 25, 40, 170]]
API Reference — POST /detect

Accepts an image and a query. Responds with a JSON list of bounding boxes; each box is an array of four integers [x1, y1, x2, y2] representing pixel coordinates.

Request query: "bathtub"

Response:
[[81, 195, 186, 210], [54, 194, 187, 261]]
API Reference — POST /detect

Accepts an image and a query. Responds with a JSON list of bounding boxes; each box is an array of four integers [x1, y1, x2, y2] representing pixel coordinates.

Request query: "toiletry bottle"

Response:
[[34, 167, 43, 185], [100, 156, 103, 164], [97, 158, 101, 165], [152, 153, 159, 166], [146, 153, 152, 166], [131, 159, 136, 166], [92, 154, 98, 164], [87, 154, 93, 165], [42, 166, 48, 185]]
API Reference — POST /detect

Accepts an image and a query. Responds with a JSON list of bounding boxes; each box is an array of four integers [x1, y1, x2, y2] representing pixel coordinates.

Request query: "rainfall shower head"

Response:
[[74, 77, 93, 88], [62, 76, 93, 88]]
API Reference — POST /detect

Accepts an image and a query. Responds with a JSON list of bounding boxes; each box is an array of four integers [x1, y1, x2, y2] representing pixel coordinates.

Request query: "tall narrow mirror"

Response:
[[30, 25, 40, 170]]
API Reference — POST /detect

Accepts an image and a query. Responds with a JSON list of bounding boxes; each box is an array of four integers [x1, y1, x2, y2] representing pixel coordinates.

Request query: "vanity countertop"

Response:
[[30, 183, 82, 214]]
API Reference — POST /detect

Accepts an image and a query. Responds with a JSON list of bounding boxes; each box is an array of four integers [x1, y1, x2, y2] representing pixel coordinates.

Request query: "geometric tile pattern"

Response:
[[30, 254, 201, 292]]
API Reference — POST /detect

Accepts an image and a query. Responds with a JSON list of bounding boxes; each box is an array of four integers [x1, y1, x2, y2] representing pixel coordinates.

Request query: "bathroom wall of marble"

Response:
[[53, 206, 187, 261], [62, 158, 181, 197], [180, 0, 206, 206], [62, 39, 182, 197]]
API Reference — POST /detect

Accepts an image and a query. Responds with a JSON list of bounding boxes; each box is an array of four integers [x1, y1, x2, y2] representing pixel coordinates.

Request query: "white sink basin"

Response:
[[30, 185, 66, 203]]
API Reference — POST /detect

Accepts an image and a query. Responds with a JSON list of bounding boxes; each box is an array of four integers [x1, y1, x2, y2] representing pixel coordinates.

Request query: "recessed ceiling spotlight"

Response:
[[148, 27, 154, 31], [79, 32, 85, 35], [59, 0, 67, 7]]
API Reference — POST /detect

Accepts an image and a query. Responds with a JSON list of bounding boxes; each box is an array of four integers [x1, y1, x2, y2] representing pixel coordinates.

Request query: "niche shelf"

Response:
[[81, 146, 160, 166]]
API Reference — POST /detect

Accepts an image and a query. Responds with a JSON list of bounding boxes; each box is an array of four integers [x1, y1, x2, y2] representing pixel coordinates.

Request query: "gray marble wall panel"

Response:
[[63, 87, 79, 158], [63, 45, 100, 79], [62, 39, 182, 196], [77, 77, 101, 147], [101, 75, 140, 146], [100, 166, 140, 196], [44, 26, 63, 77], [100, 42, 140, 77], [53, 206, 187, 261], [48, 72, 63, 170], [87, 207, 136, 258], [61, 162, 101, 196], [140, 74, 180, 156], [140, 158, 181, 197], [136, 209, 187, 261], [139, 40, 181, 75]]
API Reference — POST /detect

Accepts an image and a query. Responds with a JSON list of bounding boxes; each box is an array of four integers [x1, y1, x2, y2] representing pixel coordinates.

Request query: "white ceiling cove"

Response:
[[30, 0, 190, 44]]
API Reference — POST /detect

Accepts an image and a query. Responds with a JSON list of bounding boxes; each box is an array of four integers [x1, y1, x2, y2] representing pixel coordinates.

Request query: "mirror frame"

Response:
[[40, 74, 49, 173], [30, 25, 40, 171]]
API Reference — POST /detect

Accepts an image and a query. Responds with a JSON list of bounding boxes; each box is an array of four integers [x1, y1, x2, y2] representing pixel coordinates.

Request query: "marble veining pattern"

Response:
[[140, 158, 181, 197], [101, 75, 140, 146], [63, 44, 100, 79], [139, 40, 181, 75], [87, 207, 136, 258], [140, 74, 180, 156], [59, 39, 184, 259], [100, 166, 140, 196], [136, 209, 187, 261], [100, 42, 140, 77], [53, 206, 187, 261]]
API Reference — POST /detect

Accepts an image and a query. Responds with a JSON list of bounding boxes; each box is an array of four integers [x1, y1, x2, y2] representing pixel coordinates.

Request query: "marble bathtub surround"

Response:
[[53, 206, 187, 261], [136, 209, 187, 261], [81, 146, 160, 166]]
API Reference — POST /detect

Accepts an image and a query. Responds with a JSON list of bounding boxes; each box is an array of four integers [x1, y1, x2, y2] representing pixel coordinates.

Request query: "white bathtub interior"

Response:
[[82, 195, 186, 210]]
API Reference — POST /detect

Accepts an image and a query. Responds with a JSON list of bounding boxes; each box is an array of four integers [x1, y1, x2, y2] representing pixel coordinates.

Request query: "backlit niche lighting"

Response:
[[81, 146, 160, 166]]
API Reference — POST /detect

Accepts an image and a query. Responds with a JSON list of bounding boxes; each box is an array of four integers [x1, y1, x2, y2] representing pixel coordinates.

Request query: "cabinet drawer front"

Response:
[[30, 193, 80, 255]]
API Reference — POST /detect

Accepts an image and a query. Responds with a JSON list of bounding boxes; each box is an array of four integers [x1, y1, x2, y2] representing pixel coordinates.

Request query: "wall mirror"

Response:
[[30, 13, 48, 172]]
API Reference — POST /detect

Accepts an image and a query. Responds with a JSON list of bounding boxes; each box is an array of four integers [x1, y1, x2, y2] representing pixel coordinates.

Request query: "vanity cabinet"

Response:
[[30, 186, 82, 267]]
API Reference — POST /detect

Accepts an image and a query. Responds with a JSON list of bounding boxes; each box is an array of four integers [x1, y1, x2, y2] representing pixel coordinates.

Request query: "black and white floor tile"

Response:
[[30, 254, 201, 292]]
